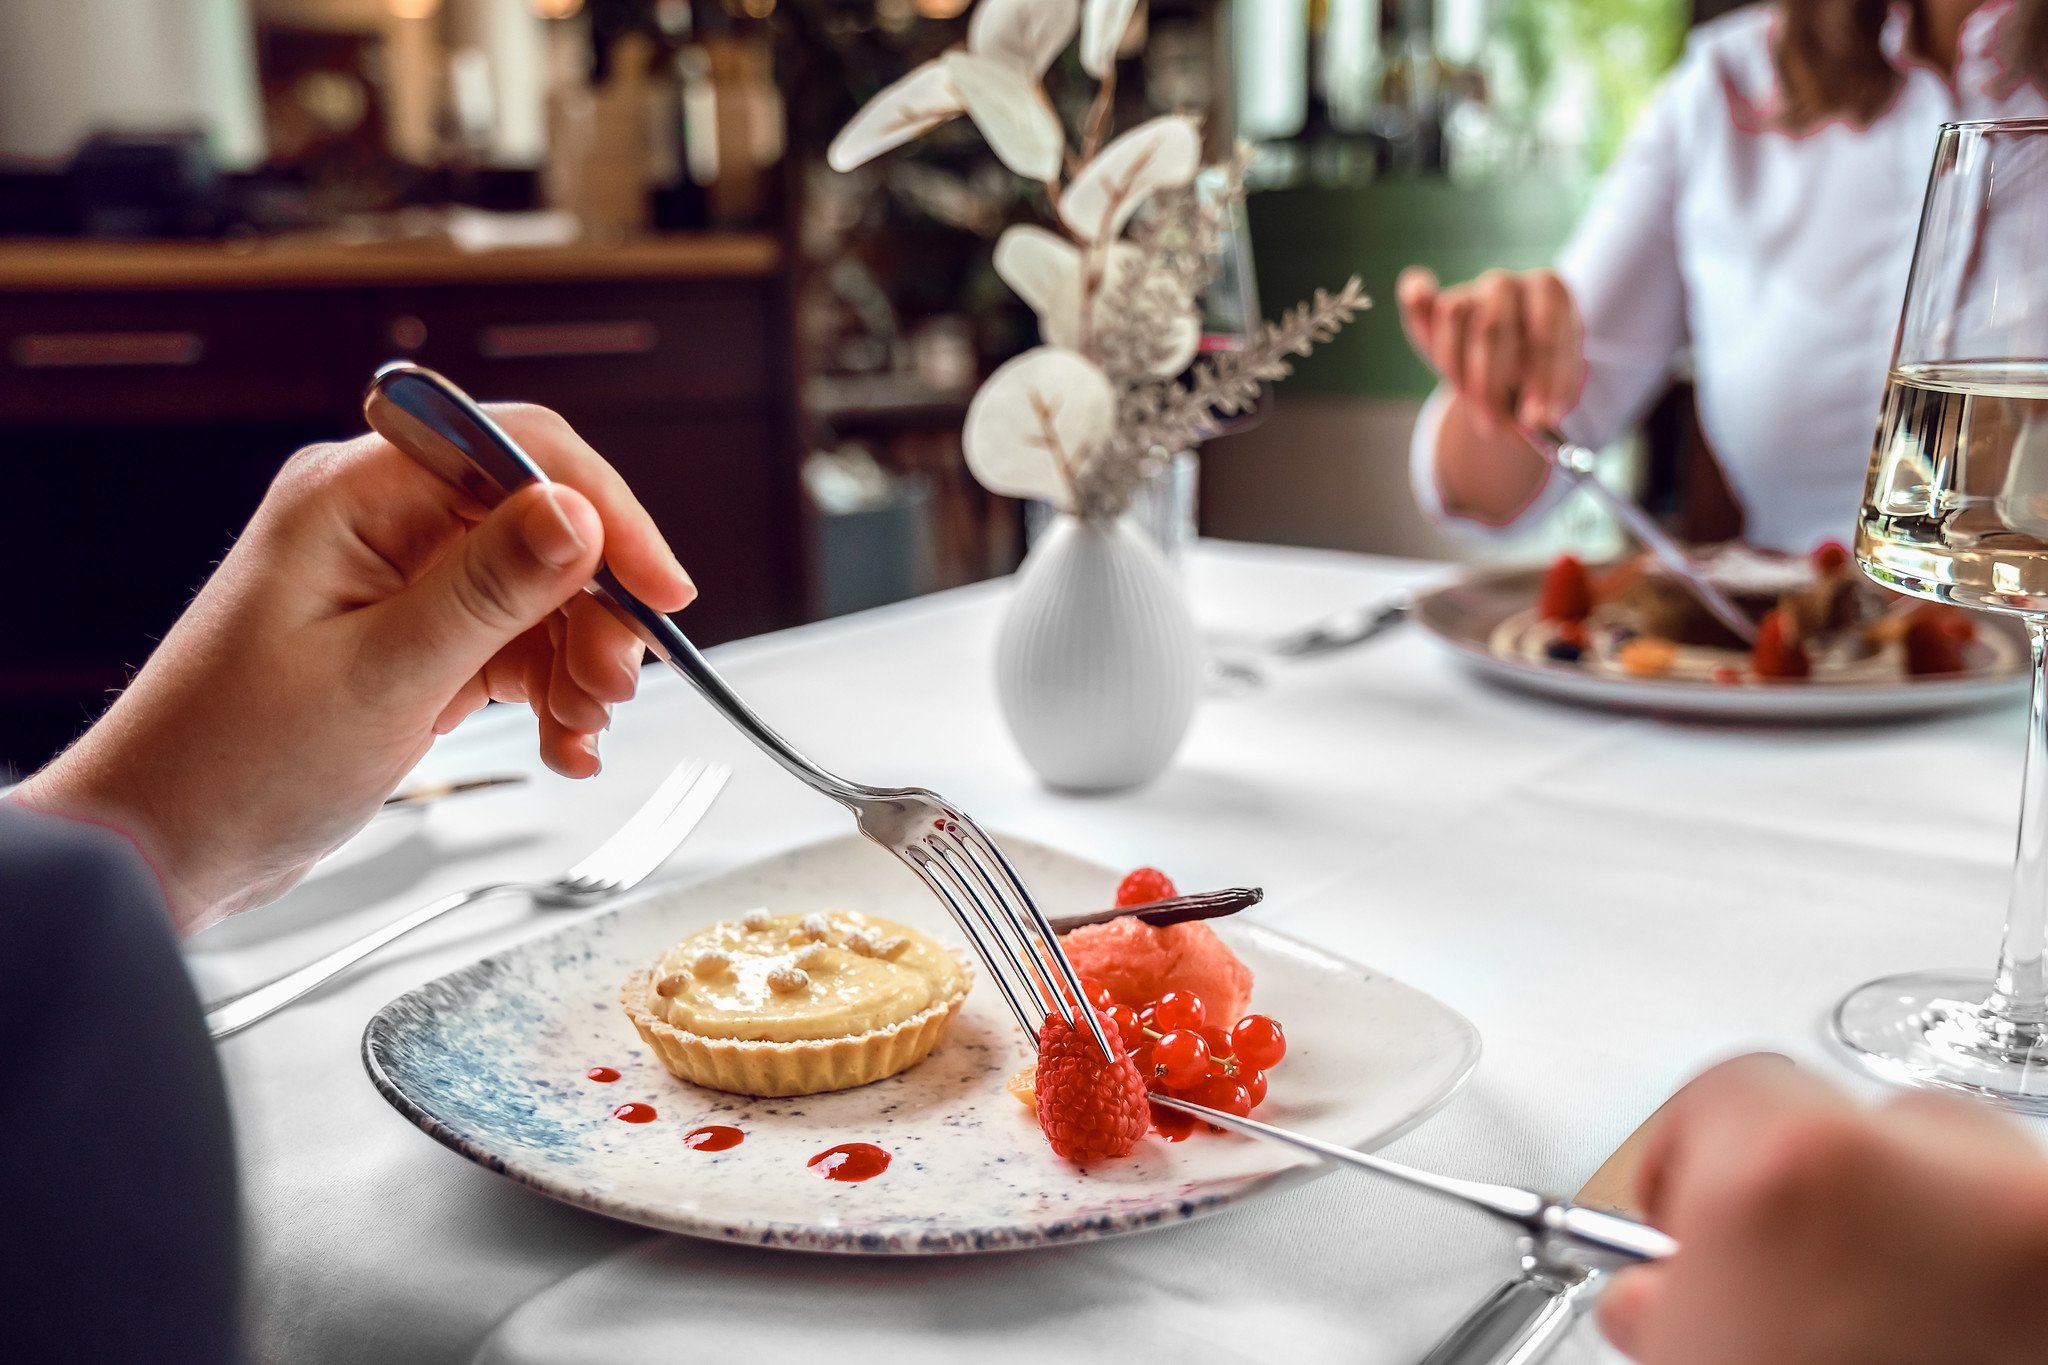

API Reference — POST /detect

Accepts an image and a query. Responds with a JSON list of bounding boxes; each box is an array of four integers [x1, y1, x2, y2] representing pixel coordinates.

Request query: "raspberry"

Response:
[[1035, 1012, 1150, 1162], [1751, 607, 1810, 679], [1812, 541, 1853, 575], [1114, 866, 1177, 907], [1538, 554, 1593, 622], [1903, 611, 1968, 675], [1913, 602, 1977, 644]]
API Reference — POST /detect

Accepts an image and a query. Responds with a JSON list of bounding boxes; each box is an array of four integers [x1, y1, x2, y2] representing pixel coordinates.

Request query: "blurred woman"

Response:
[[1400, 0, 2048, 548]]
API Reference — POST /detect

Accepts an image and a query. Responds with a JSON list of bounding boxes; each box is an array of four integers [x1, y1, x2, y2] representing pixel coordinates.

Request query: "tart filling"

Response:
[[622, 910, 971, 1097]]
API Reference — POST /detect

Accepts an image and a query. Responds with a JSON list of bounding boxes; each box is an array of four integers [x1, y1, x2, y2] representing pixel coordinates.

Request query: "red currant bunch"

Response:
[[1127, 990, 1289, 1140]]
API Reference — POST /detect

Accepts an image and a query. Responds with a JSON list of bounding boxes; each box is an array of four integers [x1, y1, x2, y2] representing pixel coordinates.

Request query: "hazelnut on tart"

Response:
[[621, 909, 972, 1097]]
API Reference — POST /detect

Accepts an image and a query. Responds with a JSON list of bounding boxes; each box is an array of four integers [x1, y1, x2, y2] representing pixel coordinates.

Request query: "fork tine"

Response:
[[924, 836, 1071, 1030], [904, 848, 1039, 1036], [942, 821, 1117, 1061]]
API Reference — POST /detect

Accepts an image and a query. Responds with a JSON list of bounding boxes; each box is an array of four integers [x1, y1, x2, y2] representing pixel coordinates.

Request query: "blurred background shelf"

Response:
[[0, 231, 806, 774]]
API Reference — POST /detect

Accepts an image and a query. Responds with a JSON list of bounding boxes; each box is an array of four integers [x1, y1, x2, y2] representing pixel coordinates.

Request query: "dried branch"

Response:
[[1072, 275, 1371, 519]]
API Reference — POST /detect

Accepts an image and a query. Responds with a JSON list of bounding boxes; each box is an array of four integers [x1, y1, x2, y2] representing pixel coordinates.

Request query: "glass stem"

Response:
[[1992, 618, 2048, 1030]]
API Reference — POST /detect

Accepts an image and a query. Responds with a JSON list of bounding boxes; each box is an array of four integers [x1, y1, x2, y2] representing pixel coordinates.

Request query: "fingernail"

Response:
[[664, 544, 695, 596], [580, 733, 602, 772], [526, 487, 589, 569]]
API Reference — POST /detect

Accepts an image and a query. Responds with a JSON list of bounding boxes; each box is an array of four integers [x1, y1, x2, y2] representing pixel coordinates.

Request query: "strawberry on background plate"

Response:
[[1539, 554, 1594, 622]]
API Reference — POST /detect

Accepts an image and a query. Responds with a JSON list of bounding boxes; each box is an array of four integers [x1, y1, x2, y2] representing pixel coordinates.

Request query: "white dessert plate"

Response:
[[363, 833, 1480, 1255], [1415, 564, 2030, 723]]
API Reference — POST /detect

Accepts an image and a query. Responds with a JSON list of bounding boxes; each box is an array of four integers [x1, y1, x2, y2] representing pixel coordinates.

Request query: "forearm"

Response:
[[1426, 393, 1553, 526], [15, 697, 232, 935]]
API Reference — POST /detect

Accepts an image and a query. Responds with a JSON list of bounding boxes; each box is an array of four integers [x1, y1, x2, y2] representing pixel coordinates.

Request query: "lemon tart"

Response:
[[621, 909, 972, 1096]]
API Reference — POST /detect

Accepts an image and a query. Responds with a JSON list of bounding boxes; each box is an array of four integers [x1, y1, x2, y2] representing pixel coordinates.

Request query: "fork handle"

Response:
[[588, 566, 857, 801], [363, 363, 859, 806], [206, 884, 513, 1040]]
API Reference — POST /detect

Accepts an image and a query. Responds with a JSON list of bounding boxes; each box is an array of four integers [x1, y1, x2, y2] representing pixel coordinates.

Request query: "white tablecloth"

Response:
[[190, 541, 2041, 1365]]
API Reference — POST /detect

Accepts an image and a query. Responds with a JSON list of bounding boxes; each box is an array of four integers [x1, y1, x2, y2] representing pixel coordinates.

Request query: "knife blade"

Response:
[[1516, 425, 1758, 647], [379, 773, 528, 812], [1411, 1067, 1709, 1365], [1270, 590, 1415, 658]]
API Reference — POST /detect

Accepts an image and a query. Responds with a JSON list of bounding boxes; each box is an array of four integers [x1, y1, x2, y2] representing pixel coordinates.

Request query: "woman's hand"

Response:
[[1397, 266, 1585, 525], [14, 405, 695, 931], [1398, 266, 1583, 432], [1599, 1055, 2048, 1365]]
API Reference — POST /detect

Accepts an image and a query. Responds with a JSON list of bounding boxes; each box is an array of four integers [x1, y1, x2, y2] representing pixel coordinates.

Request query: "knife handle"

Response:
[[1414, 1275, 1592, 1365]]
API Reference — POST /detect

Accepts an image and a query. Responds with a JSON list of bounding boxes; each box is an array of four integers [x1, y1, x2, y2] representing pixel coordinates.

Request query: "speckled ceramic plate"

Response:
[[1416, 565, 2030, 723], [363, 834, 1479, 1255]]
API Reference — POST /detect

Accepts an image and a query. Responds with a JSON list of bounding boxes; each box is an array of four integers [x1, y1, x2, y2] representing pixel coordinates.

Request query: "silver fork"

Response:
[[206, 757, 730, 1040], [363, 363, 1115, 1060]]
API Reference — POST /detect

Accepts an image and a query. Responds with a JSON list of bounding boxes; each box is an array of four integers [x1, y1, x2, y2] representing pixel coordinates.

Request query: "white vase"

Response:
[[995, 514, 1201, 793]]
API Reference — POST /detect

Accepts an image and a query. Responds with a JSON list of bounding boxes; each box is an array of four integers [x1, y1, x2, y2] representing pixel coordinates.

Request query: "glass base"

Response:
[[1832, 969, 2048, 1112]]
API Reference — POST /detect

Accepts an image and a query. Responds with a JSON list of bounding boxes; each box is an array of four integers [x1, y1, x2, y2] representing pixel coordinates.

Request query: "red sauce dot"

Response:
[[682, 1125, 745, 1152], [612, 1102, 657, 1123], [807, 1141, 890, 1182], [586, 1066, 621, 1083]]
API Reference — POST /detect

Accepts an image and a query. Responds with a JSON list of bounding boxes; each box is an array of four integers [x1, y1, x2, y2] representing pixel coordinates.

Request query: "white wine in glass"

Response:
[[1839, 119, 2048, 1109]]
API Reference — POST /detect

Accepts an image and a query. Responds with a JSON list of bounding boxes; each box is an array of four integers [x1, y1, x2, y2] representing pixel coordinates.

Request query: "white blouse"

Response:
[[1410, 0, 2048, 551]]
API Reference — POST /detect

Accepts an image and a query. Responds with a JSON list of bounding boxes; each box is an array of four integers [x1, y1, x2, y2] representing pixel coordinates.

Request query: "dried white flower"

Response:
[[1081, 0, 1142, 78], [766, 965, 811, 995], [943, 53, 1064, 183], [1060, 115, 1202, 244], [963, 347, 1114, 509], [826, 60, 962, 174], [970, 0, 1079, 79]]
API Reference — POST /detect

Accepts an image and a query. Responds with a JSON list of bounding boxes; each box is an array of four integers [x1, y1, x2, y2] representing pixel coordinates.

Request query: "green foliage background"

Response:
[[1499, 0, 1689, 168]]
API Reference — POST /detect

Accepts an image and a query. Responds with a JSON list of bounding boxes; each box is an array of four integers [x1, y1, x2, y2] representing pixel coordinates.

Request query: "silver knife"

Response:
[[1414, 1077, 1689, 1365], [1271, 590, 1415, 658], [380, 773, 527, 812], [1149, 1095, 1675, 1269], [1517, 425, 1757, 646]]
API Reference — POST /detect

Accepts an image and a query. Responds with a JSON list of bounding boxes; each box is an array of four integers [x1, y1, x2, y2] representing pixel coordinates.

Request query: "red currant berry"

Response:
[[1106, 1003, 1145, 1047], [1244, 1069, 1268, 1109], [1230, 1015, 1287, 1070], [1198, 1025, 1234, 1057], [1149, 1102, 1198, 1141], [1078, 976, 1113, 1009], [1190, 1074, 1254, 1118], [1152, 990, 1207, 1033], [1151, 1030, 1212, 1088], [1115, 866, 1178, 907]]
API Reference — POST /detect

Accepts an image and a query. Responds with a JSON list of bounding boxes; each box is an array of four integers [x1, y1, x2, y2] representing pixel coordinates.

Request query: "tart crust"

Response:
[[620, 957, 972, 1097]]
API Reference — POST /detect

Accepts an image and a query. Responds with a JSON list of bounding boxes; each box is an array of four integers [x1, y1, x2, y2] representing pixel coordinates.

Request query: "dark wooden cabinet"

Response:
[[0, 235, 806, 775]]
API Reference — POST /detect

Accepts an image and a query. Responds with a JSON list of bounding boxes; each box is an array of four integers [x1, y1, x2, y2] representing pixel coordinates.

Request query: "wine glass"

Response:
[[1838, 117, 2048, 1108]]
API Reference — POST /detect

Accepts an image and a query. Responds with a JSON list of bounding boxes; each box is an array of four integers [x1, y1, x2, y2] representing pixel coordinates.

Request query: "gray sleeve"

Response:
[[0, 802, 241, 1363]]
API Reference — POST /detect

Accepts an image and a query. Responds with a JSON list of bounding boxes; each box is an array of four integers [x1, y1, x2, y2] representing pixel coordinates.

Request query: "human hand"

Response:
[[15, 405, 694, 930], [1598, 1055, 2048, 1365], [1397, 265, 1584, 433]]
